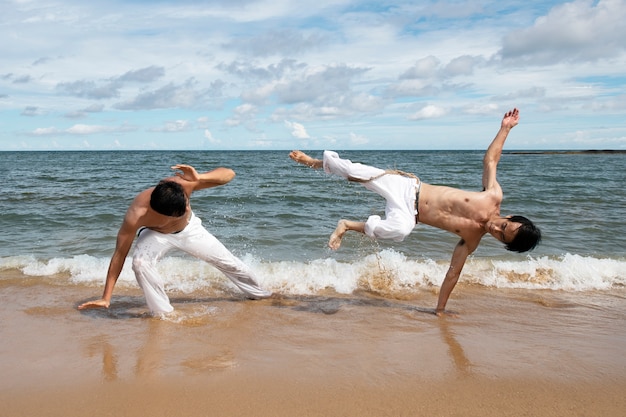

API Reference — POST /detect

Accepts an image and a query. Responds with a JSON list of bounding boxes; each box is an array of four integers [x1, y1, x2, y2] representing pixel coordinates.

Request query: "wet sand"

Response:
[[1, 272, 625, 416]]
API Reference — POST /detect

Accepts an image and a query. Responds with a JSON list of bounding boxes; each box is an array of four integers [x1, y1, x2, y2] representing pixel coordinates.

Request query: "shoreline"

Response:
[[506, 149, 626, 155]]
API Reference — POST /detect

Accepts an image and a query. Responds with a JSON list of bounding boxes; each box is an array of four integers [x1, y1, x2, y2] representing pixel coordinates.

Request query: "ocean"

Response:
[[2, 150, 625, 416], [1, 150, 624, 295]]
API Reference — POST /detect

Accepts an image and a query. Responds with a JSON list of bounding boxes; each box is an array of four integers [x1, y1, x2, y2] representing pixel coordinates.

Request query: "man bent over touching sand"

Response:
[[78, 164, 272, 316], [289, 108, 540, 316]]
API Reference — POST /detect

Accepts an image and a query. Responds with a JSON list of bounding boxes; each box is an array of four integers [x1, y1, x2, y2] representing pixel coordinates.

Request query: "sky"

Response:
[[1, 0, 626, 151]]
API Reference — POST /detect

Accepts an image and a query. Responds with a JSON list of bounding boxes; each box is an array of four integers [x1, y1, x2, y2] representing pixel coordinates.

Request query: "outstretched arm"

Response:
[[289, 150, 323, 169], [482, 108, 519, 191], [170, 164, 236, 192]]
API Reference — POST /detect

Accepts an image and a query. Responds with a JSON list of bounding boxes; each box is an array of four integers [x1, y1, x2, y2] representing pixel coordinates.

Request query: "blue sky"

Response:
[[1, 0, 625, 150]]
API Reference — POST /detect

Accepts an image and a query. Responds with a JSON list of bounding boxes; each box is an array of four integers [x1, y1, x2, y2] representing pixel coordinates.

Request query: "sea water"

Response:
[[1, 150, 624, 296]]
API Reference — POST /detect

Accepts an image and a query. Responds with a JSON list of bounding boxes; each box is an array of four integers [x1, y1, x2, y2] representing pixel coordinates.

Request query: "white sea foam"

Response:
[[1, 250, 624, 294]]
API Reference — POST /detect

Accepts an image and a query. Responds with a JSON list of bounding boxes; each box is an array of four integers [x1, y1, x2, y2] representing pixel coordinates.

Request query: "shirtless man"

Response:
[[289, 108, 541, 316], [78, 164, 271, 316]]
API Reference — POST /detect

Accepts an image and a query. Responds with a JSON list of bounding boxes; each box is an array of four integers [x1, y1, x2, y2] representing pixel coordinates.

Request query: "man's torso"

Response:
[[417, 183, 502, 243]]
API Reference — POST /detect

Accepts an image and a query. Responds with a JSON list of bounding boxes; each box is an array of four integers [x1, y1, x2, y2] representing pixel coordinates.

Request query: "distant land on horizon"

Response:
[[506, 150, 626, 155]]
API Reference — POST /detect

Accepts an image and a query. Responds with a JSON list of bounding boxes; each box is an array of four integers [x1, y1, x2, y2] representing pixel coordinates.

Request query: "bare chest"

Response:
[[418, 185, 499, 236]]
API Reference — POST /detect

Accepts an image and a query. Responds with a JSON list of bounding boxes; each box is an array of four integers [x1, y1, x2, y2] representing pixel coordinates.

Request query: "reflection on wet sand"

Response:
[[85, 337, 118, 381], [84, 305, 236, 381], [134, 319, 166, 378], [82, 293, 478, 383], [438, 320, 472, 376]]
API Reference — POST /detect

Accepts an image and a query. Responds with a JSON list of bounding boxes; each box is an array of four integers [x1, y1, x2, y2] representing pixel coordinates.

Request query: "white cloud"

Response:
[[204, 129, 220, 144], [151, 120, 190, 133], [197, 116, 210, 128], [114, 80, 204, 110], [349, 132, 368, 145], [463, 103, 500, 115], [30, 124, 135, 136], [500, 0, 626, 65], [225, 103, 259, 129], [409, 105, 448, 120], [223, 29, 330, 57], [21, 106, 44, 116], [284, 120, 310, 139], [272, 64, 370, 105], [443, 55, 485, 77], [67, 124, 111, 135], [399, 56, 440, 80], [32, 127, 60, 136]]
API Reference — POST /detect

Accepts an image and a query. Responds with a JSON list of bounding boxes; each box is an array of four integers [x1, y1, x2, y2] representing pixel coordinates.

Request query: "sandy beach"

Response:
[[1, 271, 625, 417]]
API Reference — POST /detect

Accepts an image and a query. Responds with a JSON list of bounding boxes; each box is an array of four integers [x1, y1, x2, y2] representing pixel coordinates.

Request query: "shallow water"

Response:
[[2, 151, 624, 301], [2, 271, 624, 388], [2, 266, 625, 416]]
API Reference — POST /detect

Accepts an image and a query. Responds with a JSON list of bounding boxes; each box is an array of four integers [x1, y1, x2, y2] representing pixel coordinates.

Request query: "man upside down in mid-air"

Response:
[[289, 108, 541, 316]]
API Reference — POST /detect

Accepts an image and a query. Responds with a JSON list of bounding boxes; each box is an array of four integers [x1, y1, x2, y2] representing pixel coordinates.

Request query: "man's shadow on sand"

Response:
[[75, 293, 448, 319], [272, 294, 440, 315]]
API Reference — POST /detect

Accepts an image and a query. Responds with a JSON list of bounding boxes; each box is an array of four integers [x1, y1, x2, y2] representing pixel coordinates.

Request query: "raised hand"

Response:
[[171, 164, 200, 182], [501, 108, 519, 129]]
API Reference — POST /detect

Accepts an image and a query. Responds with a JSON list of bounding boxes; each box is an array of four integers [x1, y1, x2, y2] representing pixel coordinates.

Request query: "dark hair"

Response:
[[150, 181, 187, 217], [505, 215, 541, 253]]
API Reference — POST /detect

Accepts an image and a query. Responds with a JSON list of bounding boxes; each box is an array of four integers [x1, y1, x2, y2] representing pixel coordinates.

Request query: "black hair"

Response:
[[150, 181, 187, 217], [505, 215, 541, 253]]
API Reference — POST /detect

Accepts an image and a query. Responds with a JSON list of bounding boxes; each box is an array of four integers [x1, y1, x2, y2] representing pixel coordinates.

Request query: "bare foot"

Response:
[[434, 309, 459, 318], [289, 150, 323, 169], [328, 220, 349, 250]]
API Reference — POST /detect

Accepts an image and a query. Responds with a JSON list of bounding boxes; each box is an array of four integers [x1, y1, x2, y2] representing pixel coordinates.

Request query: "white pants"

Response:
[[132, 212, 271, 314], [323, 151, 419, 242]]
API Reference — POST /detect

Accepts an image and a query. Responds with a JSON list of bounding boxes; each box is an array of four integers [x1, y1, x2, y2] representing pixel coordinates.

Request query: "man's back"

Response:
[[124, 185, 191, 235]]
